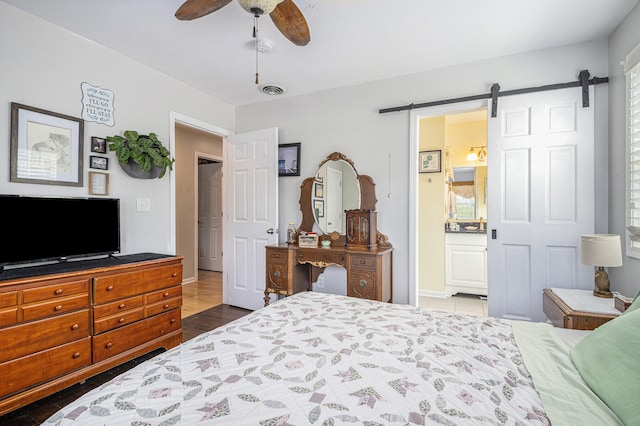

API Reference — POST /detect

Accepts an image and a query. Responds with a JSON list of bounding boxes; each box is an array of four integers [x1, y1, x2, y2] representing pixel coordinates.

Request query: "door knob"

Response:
[[267, 228, 276, 234]]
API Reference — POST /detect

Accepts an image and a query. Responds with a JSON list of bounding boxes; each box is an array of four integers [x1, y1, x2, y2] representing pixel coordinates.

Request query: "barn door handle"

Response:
[[492, 229, 497, 239]]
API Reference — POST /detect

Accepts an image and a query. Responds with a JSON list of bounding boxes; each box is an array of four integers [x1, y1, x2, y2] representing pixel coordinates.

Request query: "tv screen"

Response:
[[0, 195, 120, 266]]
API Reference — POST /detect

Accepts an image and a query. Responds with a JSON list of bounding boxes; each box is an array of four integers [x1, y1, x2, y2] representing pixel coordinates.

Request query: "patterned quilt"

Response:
[[45, 292, 549, 425]]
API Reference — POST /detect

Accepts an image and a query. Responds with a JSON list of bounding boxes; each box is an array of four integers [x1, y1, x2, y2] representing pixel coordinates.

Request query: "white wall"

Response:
[[608, 1, 640, 297], [0, 3, 234, 257], [237, 40, 610, 304]]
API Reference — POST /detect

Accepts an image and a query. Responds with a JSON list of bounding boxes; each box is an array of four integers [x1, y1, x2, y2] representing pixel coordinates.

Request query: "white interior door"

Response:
[[198, 162, 223, 271], [223, 128, 278, 310], [487, 87, 595, 321], [325, 165, 343, 233]]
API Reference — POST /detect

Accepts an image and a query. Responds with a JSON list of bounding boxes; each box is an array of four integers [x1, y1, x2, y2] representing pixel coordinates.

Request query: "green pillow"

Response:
[[622, 290, 640, 315], [571, 309, 640, 425]]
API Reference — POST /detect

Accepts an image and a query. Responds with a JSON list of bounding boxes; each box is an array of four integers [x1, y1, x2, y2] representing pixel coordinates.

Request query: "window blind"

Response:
[[625, 43, 640, 258]]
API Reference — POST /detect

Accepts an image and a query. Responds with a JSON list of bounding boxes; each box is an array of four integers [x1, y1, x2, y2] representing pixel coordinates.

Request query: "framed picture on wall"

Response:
[[278, 143, 300, 176], [90, 136, 107, 154], [10, 102, 84, 186], [419, 150, 441, 173], [89, 155, 108, 170]]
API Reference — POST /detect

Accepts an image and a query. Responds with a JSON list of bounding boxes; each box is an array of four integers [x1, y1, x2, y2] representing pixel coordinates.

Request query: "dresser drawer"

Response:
[[0, 310, 90, 363], [145, 285, 182, 304], [266, 262, 288, 292], [21, 293, 89, 322], [93, 264, 183, 304], [0, 291, 18, 309], [0, 307, 18, 328], [145, 297, 182, 318], [94, 307, 145, 334], [93, 295, 144, 319], [0, 337, 91, 399], [93, 309, 181, 362], [350, 255, 376, 270], [22, 279, 90, 304]]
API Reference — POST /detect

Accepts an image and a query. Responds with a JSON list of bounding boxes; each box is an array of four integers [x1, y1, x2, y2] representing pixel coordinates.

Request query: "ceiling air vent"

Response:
[[259, 83, 287, 95]]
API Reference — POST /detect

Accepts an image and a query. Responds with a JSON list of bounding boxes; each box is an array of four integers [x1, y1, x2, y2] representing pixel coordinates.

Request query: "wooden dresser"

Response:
[[265, 244, 392, 306], [0, 253, 182, 416]]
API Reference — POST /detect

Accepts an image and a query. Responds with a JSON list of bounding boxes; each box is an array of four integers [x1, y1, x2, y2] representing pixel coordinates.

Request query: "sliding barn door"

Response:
[[487, 87, 595, 321]]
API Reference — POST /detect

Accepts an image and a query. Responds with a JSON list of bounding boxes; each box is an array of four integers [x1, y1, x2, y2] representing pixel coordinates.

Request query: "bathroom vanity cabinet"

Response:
[[445, 233, 487, 296]]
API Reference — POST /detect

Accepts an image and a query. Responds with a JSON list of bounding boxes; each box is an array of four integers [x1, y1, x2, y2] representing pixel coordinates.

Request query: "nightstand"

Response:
[[543, 288, 620, 330]]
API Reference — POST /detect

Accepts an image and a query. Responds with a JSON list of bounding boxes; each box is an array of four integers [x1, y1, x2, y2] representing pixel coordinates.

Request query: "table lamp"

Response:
[[581, 234, 623, 298]]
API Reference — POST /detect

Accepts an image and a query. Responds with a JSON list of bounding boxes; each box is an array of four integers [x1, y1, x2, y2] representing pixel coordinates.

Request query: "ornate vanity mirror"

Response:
[[298, 152, 388, 247]]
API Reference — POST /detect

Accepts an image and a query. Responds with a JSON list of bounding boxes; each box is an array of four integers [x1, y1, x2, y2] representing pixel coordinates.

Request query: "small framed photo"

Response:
[[419, 150, 442, 173], [278, 142, 300, 177], [314, 183, 324, 198], [89, 155, 108, 170], [88, 171, 109, 196], [314, 199, 324, 218], [315, 168, 324, 183], [90, 136, 107, 154]]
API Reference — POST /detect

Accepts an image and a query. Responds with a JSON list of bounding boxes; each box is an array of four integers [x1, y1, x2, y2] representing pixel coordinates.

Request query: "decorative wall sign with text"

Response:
[[81, 82, 115, 127]]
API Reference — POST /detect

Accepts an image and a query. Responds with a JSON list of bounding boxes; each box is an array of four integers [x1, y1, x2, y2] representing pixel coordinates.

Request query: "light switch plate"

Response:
[[136, 197, 151, 212]]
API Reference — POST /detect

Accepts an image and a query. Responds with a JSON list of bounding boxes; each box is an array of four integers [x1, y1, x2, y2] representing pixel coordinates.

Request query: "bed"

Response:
[[43, 291, 633, 425]]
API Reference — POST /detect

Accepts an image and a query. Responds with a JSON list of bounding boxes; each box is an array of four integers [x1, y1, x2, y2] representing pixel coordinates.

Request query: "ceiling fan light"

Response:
[[238, 0, 284, 14]]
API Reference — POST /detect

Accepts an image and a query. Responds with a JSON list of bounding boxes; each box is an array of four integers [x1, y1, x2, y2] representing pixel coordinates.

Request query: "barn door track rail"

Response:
[[378, 70, 608, 117]]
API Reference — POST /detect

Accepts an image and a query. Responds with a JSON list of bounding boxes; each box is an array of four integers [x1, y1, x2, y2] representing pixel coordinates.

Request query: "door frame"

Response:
[[408, 100, 489, 307], [169, 111, 233, 280], [194, 152, 223, 276]]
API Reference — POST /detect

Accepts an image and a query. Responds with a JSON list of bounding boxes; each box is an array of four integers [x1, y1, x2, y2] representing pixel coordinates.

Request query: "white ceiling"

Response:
[[3, 0, 638, 107]]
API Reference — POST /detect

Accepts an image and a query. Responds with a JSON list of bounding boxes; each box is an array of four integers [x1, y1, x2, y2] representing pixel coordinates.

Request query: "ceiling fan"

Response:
[[175, 0, 311, 46]]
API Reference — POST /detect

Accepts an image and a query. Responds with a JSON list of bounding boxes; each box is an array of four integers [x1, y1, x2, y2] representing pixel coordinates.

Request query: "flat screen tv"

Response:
[[0, 195, 120, 267]]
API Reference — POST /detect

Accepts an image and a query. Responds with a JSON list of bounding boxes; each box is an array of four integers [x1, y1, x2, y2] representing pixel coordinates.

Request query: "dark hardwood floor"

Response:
[[0, 304, 251, 425]]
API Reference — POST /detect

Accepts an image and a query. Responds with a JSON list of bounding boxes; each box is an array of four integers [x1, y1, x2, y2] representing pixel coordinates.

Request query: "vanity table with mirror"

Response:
[[265, 152, 393, 306]]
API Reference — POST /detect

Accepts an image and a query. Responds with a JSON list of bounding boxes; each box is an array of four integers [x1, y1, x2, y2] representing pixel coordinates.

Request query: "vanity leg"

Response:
[[263, 290, 270, 307]]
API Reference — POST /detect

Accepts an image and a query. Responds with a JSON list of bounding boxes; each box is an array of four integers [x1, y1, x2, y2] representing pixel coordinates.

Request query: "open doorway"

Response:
[[174, 121, 225, 317]]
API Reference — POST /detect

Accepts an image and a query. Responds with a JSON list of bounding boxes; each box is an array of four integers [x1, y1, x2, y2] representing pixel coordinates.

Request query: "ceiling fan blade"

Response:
[[269, 0, 310, 46], [175, 0, 232, 20]]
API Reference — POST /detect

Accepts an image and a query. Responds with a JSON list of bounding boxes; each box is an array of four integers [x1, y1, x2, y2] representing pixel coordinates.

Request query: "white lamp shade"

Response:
[[581, 234, 623, 267]]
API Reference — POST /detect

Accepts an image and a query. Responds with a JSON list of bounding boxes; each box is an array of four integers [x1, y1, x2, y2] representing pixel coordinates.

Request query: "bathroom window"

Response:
[[625, 42, 640, 259]]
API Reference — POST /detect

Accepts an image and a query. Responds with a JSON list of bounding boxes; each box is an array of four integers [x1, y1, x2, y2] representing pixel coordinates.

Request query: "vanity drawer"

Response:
[[22, 279, 89, 304], [21, 293, 89, 322], [0, 337, 91, 399], [296, 251, 347, 266], [93, 295, 144, 319], [267, 262, 288, 292], [145, 285, 182, 304], [0, 309, 90, 363], [348, 270, 377, 300], [94, 307, 145, 334], [93, 310, 181, 362], [268, 248, 289, 261], [0, 291, 18, 309], [93, 264, 182, 304], [350, 255, 376, 270]]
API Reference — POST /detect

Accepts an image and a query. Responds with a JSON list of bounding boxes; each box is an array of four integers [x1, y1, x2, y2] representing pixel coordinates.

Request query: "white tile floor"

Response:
[[419, 293, 488, 317]]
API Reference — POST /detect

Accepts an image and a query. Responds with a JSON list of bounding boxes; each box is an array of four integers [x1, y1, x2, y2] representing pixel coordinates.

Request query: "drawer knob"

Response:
[[274, 271, 281, 278], [172, 272, 177, 278], [71, 323, 79, 330], [118, 303, 126, 309], [163, 292, 170, 298], [106, 285, 114, 291], [54, 289, 63, 295], [340, 256, 344, 261], [170, 318, 176, 324], [72, 352, 81, 359], [105, 342, 113, 349], [274, 254, 280, 258], [359, 279, 367, 288], [118, 317, 125, 323], [54, 305, 63, 311], [360, 260, 366, 264], [164, 304, 170, 309]]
